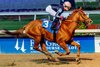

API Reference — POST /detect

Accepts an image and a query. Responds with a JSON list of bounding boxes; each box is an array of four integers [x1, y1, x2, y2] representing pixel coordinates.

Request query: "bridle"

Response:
[[64, 10, 91, 24], [78, 11, 90, 23]]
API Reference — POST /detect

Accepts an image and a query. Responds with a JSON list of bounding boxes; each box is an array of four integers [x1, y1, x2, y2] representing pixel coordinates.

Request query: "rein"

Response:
[[64, 11, 90, 23], [63, 19, 79, 24], [64, 20, 77, 22], [78, 11, 90, 22]]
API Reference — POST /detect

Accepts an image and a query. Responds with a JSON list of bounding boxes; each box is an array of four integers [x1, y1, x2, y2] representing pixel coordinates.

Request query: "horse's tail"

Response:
[[2, 27, 25, 37]]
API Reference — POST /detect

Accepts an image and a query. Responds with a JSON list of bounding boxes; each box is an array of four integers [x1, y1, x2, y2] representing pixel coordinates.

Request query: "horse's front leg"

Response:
[[70, 41, 80, 63], [56, 41, 70, 56]]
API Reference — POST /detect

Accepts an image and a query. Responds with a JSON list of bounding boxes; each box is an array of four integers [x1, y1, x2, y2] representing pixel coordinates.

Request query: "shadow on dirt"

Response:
[[58, 57, 93, 61], [30, 57, 93, 65], [0, 60, 16, 66]]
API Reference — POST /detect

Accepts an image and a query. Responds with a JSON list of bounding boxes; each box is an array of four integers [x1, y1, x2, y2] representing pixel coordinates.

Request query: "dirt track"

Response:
[[0, 53, 100, 67]]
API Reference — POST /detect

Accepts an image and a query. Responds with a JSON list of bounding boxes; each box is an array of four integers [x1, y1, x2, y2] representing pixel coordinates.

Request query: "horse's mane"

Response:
[[65, 7, 85, 21]]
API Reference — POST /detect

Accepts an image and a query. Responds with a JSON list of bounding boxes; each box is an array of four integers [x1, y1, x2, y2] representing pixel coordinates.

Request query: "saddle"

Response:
[[42, 19, 60, 41]]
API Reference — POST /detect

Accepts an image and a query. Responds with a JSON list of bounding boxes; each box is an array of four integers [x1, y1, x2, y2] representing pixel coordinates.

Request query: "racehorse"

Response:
[[3, 7, 92, 62]]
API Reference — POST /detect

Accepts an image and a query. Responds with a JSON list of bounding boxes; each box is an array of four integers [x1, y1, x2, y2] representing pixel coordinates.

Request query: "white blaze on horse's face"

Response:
[[23, 30, 26, 34]]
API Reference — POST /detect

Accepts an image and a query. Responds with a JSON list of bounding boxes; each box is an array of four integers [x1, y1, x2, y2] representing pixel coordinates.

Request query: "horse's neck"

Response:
[[62, 13, 79, 33], [68, 21, 77, 34], [67, 14, 79, 30], [62, 20, 77, 34]]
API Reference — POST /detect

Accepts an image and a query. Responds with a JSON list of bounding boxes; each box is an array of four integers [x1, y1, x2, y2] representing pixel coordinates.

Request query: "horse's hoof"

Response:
[[54, 50, 59, 54], [55, 50, 62, 56], [67, 52, 70, 55], [76, 58, 81, 64], [66, 52, 70, 55], [76, 60, 81, 64]]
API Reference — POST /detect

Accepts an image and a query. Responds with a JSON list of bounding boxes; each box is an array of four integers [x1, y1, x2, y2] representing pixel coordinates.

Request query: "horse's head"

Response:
[[66, 7, 92, 26]]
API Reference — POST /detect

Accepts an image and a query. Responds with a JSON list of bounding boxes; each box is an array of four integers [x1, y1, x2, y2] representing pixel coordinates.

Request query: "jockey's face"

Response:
[[63, 1, 71, 11], [63, 5, 70, 11]]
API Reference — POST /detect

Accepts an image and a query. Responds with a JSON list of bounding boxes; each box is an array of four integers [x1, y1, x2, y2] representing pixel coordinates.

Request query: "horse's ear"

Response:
[[79, 7, 82, 10]]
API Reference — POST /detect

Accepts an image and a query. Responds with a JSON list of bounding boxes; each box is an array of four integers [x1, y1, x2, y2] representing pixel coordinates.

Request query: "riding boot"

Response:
[[51, 22, 57, 30], [51, 18, 59, 30]]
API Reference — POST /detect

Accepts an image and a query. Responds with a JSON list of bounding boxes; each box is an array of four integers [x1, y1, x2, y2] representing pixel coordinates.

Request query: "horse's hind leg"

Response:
[[40, 39, 60, 62], [33, 38, 43, 53], [33, 38, 53, 60], [40, 39, 52, 58], [70, 41, 80, 62]]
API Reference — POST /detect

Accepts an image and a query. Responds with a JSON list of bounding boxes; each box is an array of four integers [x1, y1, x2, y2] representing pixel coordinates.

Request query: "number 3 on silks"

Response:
[[43, 20, 49, 28]]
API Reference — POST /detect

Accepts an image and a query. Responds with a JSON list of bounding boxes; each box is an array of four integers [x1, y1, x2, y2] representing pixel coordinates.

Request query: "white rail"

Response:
[[0, 11, 100, 21], [0, 29, 100, 34], [0, 29, 99, 37], [75, 29, 100, 33]]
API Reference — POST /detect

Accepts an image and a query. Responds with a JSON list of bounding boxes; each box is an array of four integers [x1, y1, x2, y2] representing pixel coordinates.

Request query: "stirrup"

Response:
[[51, 25, 57, 30], [51, 27, 57, 30]]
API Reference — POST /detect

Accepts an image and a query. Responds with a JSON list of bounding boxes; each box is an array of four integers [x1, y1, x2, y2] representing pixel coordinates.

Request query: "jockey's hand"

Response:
[[59, 16, 66, 20]]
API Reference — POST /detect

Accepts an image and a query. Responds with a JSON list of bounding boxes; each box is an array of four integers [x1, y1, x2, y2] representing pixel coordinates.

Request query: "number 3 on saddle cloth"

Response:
[[42, 19, 60, 34]]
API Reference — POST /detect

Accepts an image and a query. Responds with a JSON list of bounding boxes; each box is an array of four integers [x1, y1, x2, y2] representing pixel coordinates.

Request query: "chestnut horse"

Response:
[[3, 8, 92, 62]]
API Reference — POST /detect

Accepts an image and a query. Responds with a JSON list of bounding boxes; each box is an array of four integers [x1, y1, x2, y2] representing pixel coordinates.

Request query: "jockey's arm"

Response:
[[55, 8, 63, 19], [46, 5, 65, 20], [45, 5, 56, 17]]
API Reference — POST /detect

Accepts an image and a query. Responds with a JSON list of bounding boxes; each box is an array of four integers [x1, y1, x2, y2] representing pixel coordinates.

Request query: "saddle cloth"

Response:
[[42, 19, 60, 34]]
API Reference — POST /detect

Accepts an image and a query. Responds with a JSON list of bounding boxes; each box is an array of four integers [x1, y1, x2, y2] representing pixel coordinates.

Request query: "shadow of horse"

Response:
[[30, 56, 93, 65]]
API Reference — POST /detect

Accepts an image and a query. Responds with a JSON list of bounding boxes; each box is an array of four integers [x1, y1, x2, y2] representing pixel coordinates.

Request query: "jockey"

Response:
[[45, 0, 71, 30]]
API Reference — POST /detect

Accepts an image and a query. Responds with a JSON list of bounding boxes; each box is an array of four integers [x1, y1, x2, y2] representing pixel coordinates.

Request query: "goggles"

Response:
[[64, 5, 70, 9]]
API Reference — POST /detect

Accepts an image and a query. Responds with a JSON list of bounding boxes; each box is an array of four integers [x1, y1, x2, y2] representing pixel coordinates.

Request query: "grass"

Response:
[[89, 14, 100, 24], [0, 20, 30, 30], [75, 2, 99, 8]]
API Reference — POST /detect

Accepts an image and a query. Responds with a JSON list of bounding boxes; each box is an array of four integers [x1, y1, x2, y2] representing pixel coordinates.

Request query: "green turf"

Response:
[[89, 14, 100, 24], [75, 2, 98, 8], [0, 14, 99, 30], [0, 20, 30, 30]]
